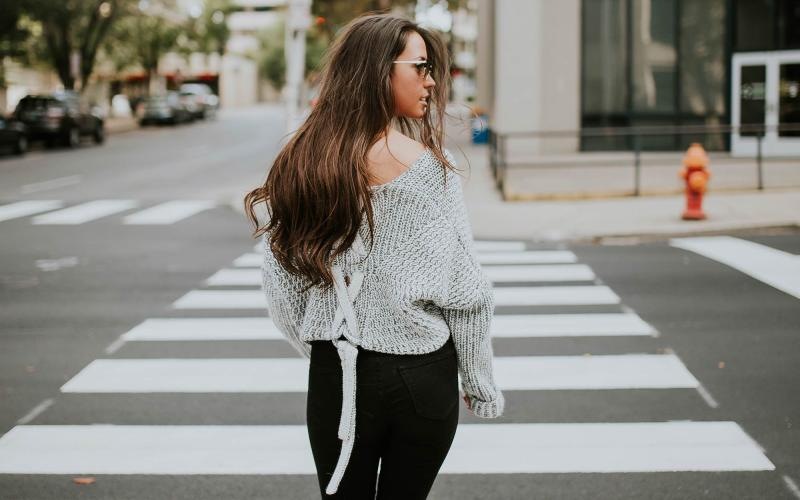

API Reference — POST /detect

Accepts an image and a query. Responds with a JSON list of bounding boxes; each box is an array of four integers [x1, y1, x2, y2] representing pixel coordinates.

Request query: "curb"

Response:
[[502, 185, 800, 202], [105, 118, 139, 135], [574, 223, 800, 245]]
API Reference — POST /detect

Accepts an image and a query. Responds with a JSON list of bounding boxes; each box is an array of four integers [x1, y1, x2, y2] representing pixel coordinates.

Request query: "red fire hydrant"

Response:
[[679, 143, 711, 220]]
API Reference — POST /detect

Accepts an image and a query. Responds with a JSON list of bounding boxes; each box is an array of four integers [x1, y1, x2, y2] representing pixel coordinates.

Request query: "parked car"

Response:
[[12, 91, 104, 148], [138, 92, 193, 126], [179, 83, 219, 119], [178, 92, 203, 120], [0, 115, 28, 156]]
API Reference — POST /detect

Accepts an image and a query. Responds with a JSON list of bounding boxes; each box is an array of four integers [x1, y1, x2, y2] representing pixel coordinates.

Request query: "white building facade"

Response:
[[478, 0, 800, 157]]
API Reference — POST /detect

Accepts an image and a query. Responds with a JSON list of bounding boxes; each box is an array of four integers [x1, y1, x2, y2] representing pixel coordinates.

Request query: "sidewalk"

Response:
[[105, 115, 138, 135], [501, 152, 800, 199], [235, 104, 800, 243], [449, 140, 800, 243]]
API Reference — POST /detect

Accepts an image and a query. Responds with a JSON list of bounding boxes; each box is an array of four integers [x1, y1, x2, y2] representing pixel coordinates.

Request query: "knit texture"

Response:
[[261, 148, 504, 418]]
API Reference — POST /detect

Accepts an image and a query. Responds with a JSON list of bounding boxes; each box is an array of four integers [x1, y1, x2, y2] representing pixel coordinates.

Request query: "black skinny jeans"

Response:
[[306, 335, 460, 499]]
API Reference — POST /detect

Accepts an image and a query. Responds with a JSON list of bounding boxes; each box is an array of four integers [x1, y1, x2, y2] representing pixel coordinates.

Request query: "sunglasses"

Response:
[[392, 60, 434, 79]]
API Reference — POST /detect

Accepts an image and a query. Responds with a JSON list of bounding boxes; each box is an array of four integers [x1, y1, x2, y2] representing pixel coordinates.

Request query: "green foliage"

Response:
[[257, 20, 329, 92], [0, 0, 31, 87], [105, 15, 180, 74], [102, 0, 192, 93], [258, 22, 285, 90], [22, 0, 129, 91], [305, 28, 328, 74], [310, 0, 409, 38], [189, 0, 234, 56], [0, 0, 30, 60]]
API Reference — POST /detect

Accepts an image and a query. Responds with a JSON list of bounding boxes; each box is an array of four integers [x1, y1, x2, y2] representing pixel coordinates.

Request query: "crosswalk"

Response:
[[670, 235, 800, 300], [0, 237, 776, 487], [0, 199, 219, 225], [0, 422, 772, 475]]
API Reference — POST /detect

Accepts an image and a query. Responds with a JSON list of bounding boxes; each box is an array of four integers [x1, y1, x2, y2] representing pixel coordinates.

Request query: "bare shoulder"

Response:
[[367, 131, 427, 168]]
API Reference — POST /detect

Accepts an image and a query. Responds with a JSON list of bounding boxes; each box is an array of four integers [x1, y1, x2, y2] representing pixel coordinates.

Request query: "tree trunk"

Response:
[[43, 20, 74, 90]]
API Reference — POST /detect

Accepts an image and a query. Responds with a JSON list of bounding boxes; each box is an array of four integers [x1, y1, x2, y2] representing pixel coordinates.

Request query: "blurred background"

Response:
[[1, 3, 799, 499], [2, 0, 799, 196], [0, 0, 480, 129]]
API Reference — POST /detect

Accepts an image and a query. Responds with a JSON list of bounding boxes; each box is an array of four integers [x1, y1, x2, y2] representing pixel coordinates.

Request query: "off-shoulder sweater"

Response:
[[260, 148, 504, 495]]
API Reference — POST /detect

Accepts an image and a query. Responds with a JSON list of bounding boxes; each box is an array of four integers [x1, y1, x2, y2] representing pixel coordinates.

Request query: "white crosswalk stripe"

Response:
[[0, 199, 219, 225], [117, 313, 655, 343], [493, 285, 620, 305], [206, 268, 280, 286], [233, 249, 578, 268], [172, 290, 266, 309], [171, 285, 621, 309], [485, 264, 595, 282], [206, 264, 596, 286], [58, 353, 699, 393], [31, 200, 139, 225], [0, 422, 774, 475], [490, 313, 656, 337], [122, 200, 216, 225], [478, 250, 577, 264], [473, 240, 528, 252], [121, 318, 282, 341], [234, 252, 263, 267], [671, 236, 800, 300], [0, 200, 65, 222]]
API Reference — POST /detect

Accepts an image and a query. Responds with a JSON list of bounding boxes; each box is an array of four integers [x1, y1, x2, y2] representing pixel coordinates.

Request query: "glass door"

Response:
[[732, 50, 800, 157], [778, 62, 800, 139]]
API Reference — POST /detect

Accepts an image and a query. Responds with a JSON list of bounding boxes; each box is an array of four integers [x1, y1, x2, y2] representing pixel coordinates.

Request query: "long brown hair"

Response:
[[244, 13, 455, 291]]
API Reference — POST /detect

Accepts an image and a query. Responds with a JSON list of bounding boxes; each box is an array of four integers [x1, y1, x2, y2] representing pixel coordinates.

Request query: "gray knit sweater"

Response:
[[260, 148, 504, 494]]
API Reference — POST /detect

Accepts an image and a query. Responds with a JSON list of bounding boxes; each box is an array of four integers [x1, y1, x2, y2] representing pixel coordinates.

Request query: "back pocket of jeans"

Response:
[[398, 353, 458, 420]]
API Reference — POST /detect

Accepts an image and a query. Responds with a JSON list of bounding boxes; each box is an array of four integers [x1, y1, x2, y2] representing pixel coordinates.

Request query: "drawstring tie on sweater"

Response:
[[324, 233, 367, 495]]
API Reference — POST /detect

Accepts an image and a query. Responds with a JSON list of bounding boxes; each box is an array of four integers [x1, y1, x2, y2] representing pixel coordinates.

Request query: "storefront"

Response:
[[732, 50, 800, 156], [580, 0, 800, 153]]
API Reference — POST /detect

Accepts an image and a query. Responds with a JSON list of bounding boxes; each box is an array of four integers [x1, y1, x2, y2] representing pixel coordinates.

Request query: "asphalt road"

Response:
[[0, 107, 798, 499]]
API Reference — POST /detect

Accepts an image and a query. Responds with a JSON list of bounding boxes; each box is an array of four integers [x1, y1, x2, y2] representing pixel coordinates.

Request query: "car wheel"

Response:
[[93, 125, 105, 144], [64, 127, 80, 148], [14, 134, 28, 155]]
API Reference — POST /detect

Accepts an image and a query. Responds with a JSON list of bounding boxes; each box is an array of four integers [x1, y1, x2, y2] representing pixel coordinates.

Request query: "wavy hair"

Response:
[[243, 13, 456, 291]]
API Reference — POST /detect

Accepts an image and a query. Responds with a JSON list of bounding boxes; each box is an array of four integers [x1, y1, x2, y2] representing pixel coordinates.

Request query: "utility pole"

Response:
[[285, 0, 311, 135]]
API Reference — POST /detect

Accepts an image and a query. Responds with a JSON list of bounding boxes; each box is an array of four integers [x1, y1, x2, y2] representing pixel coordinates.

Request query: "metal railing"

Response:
[[488, 123, 800, 197]]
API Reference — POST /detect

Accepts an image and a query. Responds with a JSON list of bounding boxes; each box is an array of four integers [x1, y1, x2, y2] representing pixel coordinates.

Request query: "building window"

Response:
[[582, 0, 728, 151], [581, 0, 629, 150], [734, 0, 776, 51], [631, 0, 677, 115], [679, 0, 728, 150]]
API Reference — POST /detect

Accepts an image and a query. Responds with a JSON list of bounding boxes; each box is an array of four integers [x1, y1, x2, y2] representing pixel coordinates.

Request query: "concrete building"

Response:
[[221, 0, 285, 107], [477, 0, 800, 157]]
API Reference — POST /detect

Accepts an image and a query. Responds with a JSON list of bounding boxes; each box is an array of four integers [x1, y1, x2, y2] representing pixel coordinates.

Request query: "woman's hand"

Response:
[[462, 393, 471, 411]]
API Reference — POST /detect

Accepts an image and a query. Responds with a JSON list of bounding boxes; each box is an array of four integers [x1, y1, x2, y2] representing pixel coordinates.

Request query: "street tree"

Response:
[[24, 0, 126, 92], [257, 19, 327, 93], [0, 0, 31, 88], [310, 0, 419, 40], [190, 0, 234, 56], [103, 0, 185, 94]]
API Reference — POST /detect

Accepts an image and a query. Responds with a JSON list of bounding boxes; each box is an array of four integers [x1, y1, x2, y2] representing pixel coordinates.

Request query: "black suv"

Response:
[[13, 91, 104, 148], [0, 115, 27, 156]]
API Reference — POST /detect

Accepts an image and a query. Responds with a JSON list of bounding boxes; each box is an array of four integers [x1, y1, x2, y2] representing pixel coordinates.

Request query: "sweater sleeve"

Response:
[[260, 234, 312, 359], [437, 152, 505, 418]]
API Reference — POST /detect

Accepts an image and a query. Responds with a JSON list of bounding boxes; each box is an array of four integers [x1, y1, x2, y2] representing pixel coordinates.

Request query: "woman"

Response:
[[243, 13, 504, 499]]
